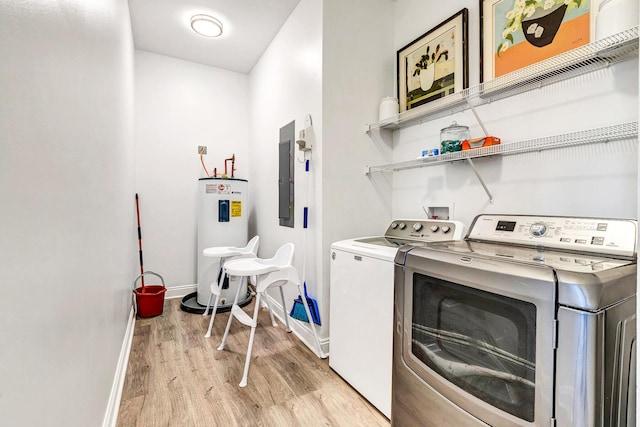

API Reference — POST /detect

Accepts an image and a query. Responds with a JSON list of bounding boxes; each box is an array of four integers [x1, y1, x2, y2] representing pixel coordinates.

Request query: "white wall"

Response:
[[248, 0, 394, 352], [391, 0, 638, 227], [321, 0, 396, 332], [0, 1, 136, 425], [248, 0, 325, 348], [134, 51, 250, 287], [322, 0, 396, 245]]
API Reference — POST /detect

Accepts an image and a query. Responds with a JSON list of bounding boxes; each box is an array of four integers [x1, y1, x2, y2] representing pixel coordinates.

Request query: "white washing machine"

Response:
[[329, 219, 464, 418]]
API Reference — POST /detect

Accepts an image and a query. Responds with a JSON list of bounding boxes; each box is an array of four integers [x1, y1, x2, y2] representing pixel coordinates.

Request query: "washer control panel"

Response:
[[385, 219, 465, 242], [468, 214, 637, 258]]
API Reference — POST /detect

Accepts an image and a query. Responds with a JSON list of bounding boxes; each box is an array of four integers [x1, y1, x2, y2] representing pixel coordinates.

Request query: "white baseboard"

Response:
[[263, 295, 329, 359], [102, 306, 136, 427], [101, 284, 197, 427], [165, 283, 197, 300]]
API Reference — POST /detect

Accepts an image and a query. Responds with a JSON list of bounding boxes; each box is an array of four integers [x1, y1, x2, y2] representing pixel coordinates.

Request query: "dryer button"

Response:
[[530, 223, 547, 237]]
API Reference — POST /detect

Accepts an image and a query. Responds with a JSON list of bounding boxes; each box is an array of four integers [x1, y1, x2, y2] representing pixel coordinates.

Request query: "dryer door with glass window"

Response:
[[401, 248, 556, 427]]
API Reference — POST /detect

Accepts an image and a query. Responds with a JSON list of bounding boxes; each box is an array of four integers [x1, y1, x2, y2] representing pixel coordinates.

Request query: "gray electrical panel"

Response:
[[279, 121, 294, 228]]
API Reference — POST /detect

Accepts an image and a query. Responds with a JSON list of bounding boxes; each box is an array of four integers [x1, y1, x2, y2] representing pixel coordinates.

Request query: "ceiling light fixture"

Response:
[[190, 14, 223, 37]]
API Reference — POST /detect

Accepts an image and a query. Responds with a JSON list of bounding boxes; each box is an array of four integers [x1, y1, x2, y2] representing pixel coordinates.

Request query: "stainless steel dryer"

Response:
[[393, 214, 637, 426]]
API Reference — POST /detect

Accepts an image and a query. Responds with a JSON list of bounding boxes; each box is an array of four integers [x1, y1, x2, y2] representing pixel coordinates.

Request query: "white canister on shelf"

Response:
[[378, 97, 399, 121], [595, 0, 638, 40]]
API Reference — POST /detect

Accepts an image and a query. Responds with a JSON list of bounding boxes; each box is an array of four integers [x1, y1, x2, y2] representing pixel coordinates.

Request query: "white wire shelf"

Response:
[[365, 122, 638, 174], [366, 27, 639, 133]]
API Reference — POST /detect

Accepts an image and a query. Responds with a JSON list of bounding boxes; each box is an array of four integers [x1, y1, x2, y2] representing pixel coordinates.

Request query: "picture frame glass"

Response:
[[481, 0, 598, 82], [397, 10, 468, 112]]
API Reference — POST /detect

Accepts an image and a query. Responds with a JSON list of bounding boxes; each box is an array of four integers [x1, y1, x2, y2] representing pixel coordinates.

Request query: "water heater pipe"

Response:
[[223, 154, 236, 178]]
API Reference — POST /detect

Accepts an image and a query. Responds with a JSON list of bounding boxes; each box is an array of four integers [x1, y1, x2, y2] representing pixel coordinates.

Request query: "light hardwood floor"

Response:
[[117, 298, 390, 427]]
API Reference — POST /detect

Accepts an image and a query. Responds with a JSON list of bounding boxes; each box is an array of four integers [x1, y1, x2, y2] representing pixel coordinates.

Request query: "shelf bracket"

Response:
[[466, 97, 489, 137], [466, 158, 494, 204], [365, 125, 393, 146]]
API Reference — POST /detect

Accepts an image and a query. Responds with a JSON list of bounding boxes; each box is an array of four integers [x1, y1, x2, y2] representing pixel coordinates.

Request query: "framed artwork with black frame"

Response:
[[480, 0, 599, 83], [397, 9, 469, 112]]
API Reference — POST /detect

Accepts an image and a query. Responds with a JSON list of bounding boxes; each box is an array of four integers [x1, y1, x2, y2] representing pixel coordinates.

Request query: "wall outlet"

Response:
[[198, 146, 207, 155]]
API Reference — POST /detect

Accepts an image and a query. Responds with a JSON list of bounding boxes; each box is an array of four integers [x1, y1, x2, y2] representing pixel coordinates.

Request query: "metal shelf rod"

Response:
[[466, 158, 494, 204]]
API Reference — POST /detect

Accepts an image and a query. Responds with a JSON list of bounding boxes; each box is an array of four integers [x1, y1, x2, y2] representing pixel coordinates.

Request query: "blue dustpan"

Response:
[[289, 282, 321, 325]]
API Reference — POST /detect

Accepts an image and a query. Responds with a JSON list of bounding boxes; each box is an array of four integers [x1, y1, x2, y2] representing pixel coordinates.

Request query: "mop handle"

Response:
[[135, 193, 145, 289]]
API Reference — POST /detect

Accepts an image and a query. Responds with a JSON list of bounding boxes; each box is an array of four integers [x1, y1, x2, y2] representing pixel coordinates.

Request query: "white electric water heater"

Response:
[[196, 177, 249, 308]]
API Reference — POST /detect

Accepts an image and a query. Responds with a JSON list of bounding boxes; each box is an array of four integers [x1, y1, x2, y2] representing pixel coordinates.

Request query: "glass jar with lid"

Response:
[[440, 121, 470, 154]]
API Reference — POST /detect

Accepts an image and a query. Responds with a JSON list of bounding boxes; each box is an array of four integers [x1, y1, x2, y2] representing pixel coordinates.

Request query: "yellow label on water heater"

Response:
[[231, 201, 242, 217]]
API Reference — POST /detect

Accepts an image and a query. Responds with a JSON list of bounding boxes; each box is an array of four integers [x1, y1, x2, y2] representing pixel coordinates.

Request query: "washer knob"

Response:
[[530, 223, 547, 237], [390, 222, 398, 229], [398, 223, 406, 230], [441, 225, 451, 233], [430, 225, 439, 232], [412, 223, 423, 232]]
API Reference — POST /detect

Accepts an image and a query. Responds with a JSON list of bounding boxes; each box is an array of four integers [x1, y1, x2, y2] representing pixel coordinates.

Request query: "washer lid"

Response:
[[410, 240, 636, 310], [331, 237, 397, 262], [354, 236, 428, 248], [425, 240, 634, 272]]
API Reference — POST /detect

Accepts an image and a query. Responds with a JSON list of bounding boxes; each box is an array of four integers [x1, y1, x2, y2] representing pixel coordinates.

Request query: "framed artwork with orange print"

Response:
[[480, 0, 600, 82]]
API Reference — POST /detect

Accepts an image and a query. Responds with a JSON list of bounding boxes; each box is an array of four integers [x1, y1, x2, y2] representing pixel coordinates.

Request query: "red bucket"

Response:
[[133, 271, 166, 318]]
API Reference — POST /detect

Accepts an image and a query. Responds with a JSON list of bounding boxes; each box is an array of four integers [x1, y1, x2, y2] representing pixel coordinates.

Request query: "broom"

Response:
[[289, 156, 321, 325], [135, 193, 145, 291]]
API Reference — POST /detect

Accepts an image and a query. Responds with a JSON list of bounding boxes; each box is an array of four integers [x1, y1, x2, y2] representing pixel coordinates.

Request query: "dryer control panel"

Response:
[[468, 214, 637, 258]]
